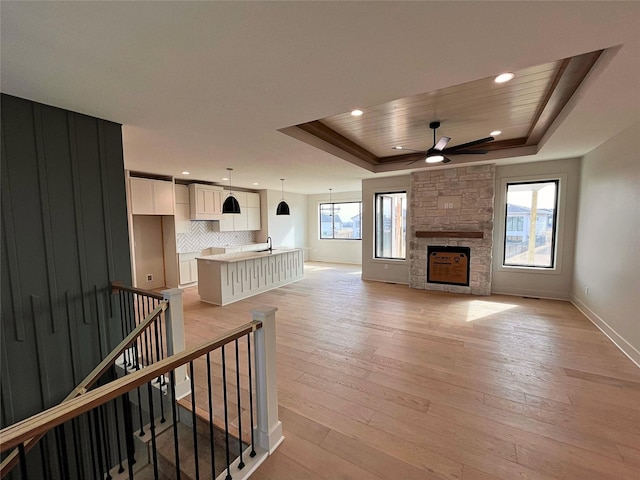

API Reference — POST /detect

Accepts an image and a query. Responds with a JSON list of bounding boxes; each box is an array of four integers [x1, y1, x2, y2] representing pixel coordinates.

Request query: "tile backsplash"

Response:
[[176, 221, 256, 253]]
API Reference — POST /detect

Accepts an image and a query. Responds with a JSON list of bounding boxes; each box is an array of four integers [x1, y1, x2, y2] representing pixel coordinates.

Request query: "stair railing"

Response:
[[0, 300, 168, 478], [0, 307, 283, 480]]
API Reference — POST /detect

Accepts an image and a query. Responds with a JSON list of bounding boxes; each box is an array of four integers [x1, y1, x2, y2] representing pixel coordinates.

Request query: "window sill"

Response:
[[497, 264, 562, 275]]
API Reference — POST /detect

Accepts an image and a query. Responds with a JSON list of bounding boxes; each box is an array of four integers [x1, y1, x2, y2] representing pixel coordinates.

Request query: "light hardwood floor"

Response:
[[180, 262, 640, 480]]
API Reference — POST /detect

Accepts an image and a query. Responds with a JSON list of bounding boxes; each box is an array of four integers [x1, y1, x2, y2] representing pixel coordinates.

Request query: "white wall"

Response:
[[572, 122, 640, 364], [258, 189, 307, 252], [491, 158, 581, 299], [362, 175, 411, 283], [307, 190, 362, 264]]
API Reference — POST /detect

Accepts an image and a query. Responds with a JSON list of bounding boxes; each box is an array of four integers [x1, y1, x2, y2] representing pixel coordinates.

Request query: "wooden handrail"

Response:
[[0, 300, 168, 477], [0, 320, 263, 452], [110, 280, 164, 300]]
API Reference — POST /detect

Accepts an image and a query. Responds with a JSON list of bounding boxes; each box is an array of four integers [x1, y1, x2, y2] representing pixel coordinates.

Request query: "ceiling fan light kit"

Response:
[[276, 178, 290, 215], [222, 167, 241, 214], [399, 120, 495, 166]]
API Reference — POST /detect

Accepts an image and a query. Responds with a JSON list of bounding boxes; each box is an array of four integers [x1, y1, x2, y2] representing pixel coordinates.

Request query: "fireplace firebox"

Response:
[[427, 246, 470, 286]]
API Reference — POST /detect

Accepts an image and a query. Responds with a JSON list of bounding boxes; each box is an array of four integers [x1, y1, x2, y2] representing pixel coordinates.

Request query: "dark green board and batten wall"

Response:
[[1, 94, 132, 427]]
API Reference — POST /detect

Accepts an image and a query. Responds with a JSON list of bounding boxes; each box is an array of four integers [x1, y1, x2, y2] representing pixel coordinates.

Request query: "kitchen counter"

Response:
[[197, 248, 304, 305]]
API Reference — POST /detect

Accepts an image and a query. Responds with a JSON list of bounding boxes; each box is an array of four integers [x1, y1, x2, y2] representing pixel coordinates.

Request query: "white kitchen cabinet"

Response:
[[175, 183, 189, 204], [175, 203, 191, 234], [178, 252, 199, 284], [216, 191, 261, 231], [189, 184, 224, 220], [174, 185, 191, 234], [130, 177, 175, 215]]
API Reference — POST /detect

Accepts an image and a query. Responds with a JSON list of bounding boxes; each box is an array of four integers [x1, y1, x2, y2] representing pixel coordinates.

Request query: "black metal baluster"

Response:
[[151, 298, 161, 369], [235, 339, 245, 469], [134, 295, 146, 437], [206, 352, 216, 478], [18, 443, 28, 480], [153, 313, 166, 423], [110, 369, 125, 474], [222, 345, 232, 480], [189, 361, 200, 480], [137, 294, 147, 369], [122, 393, 136, 478], [125, 292, 135, 368], [142, 298, 152, 369], [157, 299, 165, 362], [86, 410, 99, 479], [169, 370, 181, 478], [247, 334, 256, 457], [146, 380, 160, 480], [118, 290, 129, 369], [56, 425, 70, 479], [71, 418, 84, 479], [92, 410, 105, 480], [38, 439, 49, 480], [99, 405, 113, 479]]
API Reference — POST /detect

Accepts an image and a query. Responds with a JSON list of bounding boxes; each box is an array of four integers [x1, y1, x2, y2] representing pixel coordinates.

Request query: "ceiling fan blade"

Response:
[[434, 136, 451, 151], [444, 136, 494, 152], [447, 149, 489, 155]]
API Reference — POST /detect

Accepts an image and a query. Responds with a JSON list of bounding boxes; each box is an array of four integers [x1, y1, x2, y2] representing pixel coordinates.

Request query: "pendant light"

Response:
[[222, 168, 241, 214], [276, 178, 290, 215]]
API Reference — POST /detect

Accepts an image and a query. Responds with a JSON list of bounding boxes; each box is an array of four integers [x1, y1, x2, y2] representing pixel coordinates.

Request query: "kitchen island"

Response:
[[197, 248, 304, 305]]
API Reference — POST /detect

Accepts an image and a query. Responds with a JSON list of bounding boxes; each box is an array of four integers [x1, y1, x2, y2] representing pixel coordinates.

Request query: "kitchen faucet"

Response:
[[267, 236, 272, 252]]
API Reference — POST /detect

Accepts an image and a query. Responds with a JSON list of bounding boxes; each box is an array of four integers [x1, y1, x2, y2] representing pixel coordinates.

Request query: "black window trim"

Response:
[[502, 179, 559, 269], [374, 190, 407, 260]]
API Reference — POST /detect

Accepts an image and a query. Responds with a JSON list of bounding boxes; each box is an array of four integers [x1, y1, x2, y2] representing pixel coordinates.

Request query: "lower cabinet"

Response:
[[178, 253, 199, 284]]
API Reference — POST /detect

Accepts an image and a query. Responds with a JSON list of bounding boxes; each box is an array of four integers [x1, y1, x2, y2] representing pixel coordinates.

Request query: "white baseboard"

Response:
[[491, 289, 569, 301], [571, 297, 640, 368]]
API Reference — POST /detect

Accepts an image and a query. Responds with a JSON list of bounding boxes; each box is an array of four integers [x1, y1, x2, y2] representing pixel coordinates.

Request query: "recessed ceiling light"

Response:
[[253, 182, 259, 186], [393, 146, 404, 150], [351, 109, 363, 117], [490, 130, 502, 136], [181, 171, 190, 175], [494, 72, 515, 83], [222, 177, 229, 181]]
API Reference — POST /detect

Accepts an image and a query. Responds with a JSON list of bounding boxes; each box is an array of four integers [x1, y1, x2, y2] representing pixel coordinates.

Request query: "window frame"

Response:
[[500, 178, 561, 271], [374, 191, 407, 260], [318, 201, 362, 240]]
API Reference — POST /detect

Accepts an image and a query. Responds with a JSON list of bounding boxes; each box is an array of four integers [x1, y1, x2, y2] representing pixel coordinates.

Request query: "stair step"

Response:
[[155, 422, 244, 480]]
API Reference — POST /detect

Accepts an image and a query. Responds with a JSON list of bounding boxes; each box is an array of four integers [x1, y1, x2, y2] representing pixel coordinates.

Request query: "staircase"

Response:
[[0, 284, 283, 480]]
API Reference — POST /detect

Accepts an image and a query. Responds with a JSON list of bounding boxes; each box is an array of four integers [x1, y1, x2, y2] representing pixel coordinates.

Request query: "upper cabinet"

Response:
[[216, 191, 261, 231], [189, 184, 224, 220], [174, 184, 191, 234], [130, 177, 175, 215]]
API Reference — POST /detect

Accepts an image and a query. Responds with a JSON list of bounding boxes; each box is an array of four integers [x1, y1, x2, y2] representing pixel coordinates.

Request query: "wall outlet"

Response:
[[147, 274, 153, 282], [384, 264, 388, 270], [585, 286, 589, 295]]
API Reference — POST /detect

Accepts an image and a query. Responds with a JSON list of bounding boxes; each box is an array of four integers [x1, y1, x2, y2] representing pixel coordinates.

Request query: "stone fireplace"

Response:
[[409, 165, 495, 295]]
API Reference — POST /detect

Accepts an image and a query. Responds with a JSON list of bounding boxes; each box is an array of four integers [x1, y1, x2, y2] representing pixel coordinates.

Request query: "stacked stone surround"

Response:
[[409, 165, 495, 295]]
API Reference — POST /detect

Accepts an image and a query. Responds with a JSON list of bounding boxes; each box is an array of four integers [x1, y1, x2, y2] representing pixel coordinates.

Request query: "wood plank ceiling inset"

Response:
[[321, 61, 562, 158], [284, 49, 604, 171]]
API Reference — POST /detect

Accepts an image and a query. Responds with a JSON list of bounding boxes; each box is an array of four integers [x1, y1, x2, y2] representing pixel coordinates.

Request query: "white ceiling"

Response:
[[2, 1, 639, 194]]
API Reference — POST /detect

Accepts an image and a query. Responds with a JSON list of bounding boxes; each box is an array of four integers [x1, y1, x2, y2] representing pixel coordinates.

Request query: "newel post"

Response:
[[162, 288, 191, 399], [251, 306, 284, 454]]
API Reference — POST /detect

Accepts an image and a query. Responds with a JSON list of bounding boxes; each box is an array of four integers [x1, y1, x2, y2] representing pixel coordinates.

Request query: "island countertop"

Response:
[[197, 247, 302, 263], [197, 248, 304, 305]]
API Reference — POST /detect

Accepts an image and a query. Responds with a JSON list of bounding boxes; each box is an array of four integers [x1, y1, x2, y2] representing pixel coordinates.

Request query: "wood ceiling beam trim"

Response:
[[296, 120, 380, 165], [526, 50, 604, 145]]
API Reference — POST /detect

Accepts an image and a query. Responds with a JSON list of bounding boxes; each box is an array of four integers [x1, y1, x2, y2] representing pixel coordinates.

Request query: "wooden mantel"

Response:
[[416, 231, 484, 239]]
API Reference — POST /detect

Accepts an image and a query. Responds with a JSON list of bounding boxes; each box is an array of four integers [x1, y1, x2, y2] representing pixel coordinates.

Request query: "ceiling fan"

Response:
[[394, 121, 495, 164]]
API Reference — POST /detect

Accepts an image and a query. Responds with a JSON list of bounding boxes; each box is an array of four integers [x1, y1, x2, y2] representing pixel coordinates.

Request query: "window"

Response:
[[375, 192, 406, 259], [503, 180, 558, 268], [319, 202, 362, 239]]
